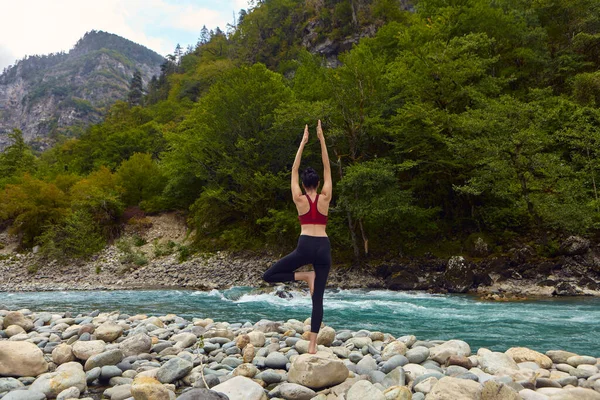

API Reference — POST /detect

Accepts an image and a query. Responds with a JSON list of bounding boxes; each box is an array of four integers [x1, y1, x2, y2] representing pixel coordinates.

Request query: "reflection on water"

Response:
[[1, 288, 599, 356]]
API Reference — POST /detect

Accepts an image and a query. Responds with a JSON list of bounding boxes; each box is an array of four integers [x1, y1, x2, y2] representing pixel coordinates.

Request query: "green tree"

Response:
[[116, 153, 165, 208], [128, 70, 144, 106], [0, 129, 36, 186]]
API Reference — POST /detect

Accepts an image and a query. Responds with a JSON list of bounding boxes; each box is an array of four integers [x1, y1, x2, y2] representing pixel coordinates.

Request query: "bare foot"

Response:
[[295, 271, 316, 296]]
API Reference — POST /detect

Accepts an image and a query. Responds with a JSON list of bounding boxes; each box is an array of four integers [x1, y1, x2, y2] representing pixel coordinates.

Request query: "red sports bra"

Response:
[[298, 194, 328, 225]]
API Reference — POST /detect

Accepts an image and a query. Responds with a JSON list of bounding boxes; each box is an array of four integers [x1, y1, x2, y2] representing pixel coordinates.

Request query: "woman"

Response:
[[263, 119, 332, 354]]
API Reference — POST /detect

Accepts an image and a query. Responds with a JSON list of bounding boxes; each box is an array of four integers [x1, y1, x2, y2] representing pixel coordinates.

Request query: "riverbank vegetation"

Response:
[[1, 0, 600, 261]]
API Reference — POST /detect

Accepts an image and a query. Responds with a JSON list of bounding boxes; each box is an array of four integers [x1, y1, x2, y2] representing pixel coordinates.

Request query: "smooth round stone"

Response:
[[286, 337, 301, 347], [221, 357, 243, 368], [412, 393, 425, 400], [85, 367, 101, 384], [567, 356, 597, 367], [369, 370, 386, 384], [336, 331, 353, 342], [100, 365, 123, 380], [556, 363, 572, 373], [570, 366, 596, 378], [356, 355, 378, 375], [264, 352, 288, 369], [349, 352, 364, 363], [413, 341, 435, 349], [518, 388, 551, 400], [79, 332, 91, 341], [414, 372, 445, 387], [109, 377, 133, 386], [380, 355, 409, 374], [0, 377, 24, 392], [256, 370, 283, 384], [556, 376, 578, 386], [406, 346, 429, 364], [56, 386, 80, 400], [457, 372, 479, 382], [225, 346, 241, 355]]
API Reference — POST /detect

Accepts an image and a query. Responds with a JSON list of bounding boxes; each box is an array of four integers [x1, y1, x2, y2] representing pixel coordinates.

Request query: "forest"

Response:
[[1, 0, 600, 262]]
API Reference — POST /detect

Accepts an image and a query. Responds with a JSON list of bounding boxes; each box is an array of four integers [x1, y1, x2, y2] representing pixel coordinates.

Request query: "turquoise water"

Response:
[[1, 288, 599, 357]]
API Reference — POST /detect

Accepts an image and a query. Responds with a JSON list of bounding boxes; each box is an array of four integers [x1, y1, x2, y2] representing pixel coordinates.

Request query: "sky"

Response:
[[0, 0, 250, 71]]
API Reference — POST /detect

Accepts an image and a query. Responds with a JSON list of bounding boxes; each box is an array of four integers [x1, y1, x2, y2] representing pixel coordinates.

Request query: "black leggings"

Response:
[[263, 235, 331, 333]]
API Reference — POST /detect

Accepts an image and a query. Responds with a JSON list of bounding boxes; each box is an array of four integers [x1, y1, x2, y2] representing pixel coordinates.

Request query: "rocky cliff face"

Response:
[[0, 30, 164, 151]]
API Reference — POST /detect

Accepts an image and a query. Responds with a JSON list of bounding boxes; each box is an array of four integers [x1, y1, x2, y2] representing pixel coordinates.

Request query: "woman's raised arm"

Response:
[[317, 120, 332, 199], [291, 124, 309, 201]]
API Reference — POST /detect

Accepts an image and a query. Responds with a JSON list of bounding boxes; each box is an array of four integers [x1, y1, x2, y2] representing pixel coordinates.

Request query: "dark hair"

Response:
[[301, 167, 320, 189]]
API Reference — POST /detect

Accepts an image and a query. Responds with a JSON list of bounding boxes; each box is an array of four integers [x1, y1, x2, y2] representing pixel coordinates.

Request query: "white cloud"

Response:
[[0, 0, 251, 70]]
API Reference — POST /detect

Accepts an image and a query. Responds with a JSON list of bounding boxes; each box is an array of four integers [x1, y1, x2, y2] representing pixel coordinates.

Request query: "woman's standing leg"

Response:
[[307, 238, 332, 353]]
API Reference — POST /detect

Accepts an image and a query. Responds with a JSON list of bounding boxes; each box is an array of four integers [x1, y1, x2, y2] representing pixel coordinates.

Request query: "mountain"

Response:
[[0, 30, 164, 150]]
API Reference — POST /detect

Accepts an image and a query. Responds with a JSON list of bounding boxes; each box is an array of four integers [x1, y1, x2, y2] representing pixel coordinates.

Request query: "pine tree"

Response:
[[127, 70, 143, 106]]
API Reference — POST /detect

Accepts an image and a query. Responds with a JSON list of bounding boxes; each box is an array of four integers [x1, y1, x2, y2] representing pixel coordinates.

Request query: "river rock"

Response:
[[383, 385, 412, 400], [288, 353, 349, 389], [429, 340, 471, 364], [444, 256, 474, 293], [381, 341, 408, 361], [2, 391, 47, 400], [247, 331, 266, 348], [5, 325, 25, 337], [406, 347, 429, 364], [536, 387, 600, 399], [52, 343, 75, 365], [347, 380, 385, 400], [177, 388, 229, 400], [171, 332, 197, 349], [356, 354, 378, 375], [105, 383, 132, 400], [566, 355, 597, 367], [233, 363, 258, 378], [84, 349, 123, 371], [546, 350, 578, 364], [131, 376, 173, 400], [95, 322, 123, 342], [481, 380, 520, 400], [254, 319, 281, 333], [264, 352, 288, 369], [506, 347, 552, 369], [479, 351, 519, 374], [211, 376, 267, 400], [56, 386, 81, 400], [243, 343, 255, 363], [414, 376, 438, 394], [30, 361, 87, 398], [347, 337, 373, 349], [205, 324, 235, 340], [269, 382, 316, 400], [0, 341, 48, 377], [3, 311, 33, 332], [120, 333, 152, 357], [426, 376, 483, 400], [0, 377, 24, 392], [382, 366, 406, 388], [72, 340, 106, 361], [317, 326, 336, 346], [157, 357, 193, 383], [235, 334, 250, 349]]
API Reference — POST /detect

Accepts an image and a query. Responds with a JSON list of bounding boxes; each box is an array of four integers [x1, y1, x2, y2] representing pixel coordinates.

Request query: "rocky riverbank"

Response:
[[1, 214, 600, 297], [1, 308, 599, 400]]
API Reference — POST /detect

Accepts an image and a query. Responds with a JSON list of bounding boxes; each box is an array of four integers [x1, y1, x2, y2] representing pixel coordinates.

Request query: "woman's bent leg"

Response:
[[263, 240, 309, 283]]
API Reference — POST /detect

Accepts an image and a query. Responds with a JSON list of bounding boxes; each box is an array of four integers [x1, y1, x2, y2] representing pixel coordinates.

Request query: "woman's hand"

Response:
[[302, 124, 309, 145], [317, 119, 324, 141]]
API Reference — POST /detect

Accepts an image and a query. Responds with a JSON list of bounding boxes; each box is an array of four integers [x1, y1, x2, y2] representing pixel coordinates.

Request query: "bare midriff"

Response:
[[300, 224, 328, 237]]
